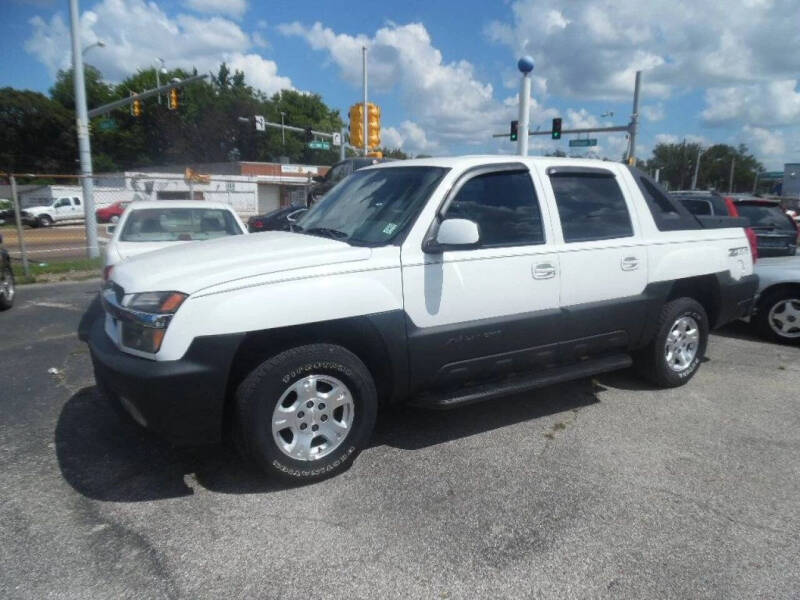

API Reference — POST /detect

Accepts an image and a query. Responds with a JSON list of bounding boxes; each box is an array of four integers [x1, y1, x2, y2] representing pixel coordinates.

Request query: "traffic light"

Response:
[[551, 118, 562, 140], [131, 97, 142, 117], [367, 102, 381, 149], [510, 120, 519, 142], [304, 127, 313, 142], [349, 103, 364, 148], [168, 88, 179, 110]]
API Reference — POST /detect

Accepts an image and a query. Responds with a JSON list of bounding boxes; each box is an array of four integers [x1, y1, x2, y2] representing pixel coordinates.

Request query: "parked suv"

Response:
[[308, 157, 391, 204], [85, 157, 757, 482], [730, 196, 798, 257]]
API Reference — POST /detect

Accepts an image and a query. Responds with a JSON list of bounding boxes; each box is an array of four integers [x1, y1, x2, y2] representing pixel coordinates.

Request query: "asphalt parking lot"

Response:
[[1, 280, 799, 599]]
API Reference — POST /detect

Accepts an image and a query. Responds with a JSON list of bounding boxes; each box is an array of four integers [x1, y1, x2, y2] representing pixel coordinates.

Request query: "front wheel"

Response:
[[38, 215, 53, 227], [637, 297, 709, 388], [235, 343, 377, 483], [753, 289, 800, 344]]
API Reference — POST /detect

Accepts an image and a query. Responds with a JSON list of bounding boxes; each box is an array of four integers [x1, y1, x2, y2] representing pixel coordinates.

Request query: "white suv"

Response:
[[84, 156, 758, 482]]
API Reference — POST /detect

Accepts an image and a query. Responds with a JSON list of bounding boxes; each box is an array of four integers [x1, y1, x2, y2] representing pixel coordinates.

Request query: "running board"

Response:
[[411, 353, 632, 410]]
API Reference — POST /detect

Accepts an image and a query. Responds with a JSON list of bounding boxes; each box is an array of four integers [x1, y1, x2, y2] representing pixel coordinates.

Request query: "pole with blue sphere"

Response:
[[517, 56, 534, 156]]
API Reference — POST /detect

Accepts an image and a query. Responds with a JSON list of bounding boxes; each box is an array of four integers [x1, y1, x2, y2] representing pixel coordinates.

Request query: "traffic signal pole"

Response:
[[494, 67, 643, 164], [362, 46, 368, 157]]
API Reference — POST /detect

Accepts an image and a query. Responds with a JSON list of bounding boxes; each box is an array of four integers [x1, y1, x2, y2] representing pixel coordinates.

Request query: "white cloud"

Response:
[[641, 103, 665, 122], [485, 0, 800, 101], [279, 21, 549, 151], [184, 0, 247, 19], [25, 0, 291, 95], [742, 125, 786, 157], [382, 121, 440, 155], [701, 80, 800, 127]]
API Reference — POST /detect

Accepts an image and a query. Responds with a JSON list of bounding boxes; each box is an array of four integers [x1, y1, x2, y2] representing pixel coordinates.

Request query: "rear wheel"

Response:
[[754, 289, 800, 345], [235, 343, 377, 483], [110, 215, 120, 224], [0, 264, 14, 310], [637, 297, 709, 388]]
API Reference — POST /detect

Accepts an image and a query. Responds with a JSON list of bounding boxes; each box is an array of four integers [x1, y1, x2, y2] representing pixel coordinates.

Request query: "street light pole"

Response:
[[155, 58, 165, 104], [362, 46, 368, 157], [628, 70, 641, 164], [691, 146, 705, 190], [68, 0, 99, 259], [280, 111, 286, 145], [728, 157, 736, 193]]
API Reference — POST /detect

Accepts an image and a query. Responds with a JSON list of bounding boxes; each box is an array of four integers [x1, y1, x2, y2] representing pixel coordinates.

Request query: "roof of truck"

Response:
[[365, 155, 621, 170]]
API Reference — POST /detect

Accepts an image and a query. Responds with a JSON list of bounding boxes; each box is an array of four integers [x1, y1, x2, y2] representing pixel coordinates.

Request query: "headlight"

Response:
[[118, 291, 187, 353], [126, 291, 187, 314]]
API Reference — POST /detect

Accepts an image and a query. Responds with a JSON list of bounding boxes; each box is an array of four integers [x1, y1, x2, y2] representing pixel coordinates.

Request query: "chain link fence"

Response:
[[1, 169, 316, 279]]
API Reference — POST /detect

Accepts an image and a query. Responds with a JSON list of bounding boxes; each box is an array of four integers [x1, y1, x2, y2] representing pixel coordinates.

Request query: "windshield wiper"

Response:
[[302, 227, 350, 240]]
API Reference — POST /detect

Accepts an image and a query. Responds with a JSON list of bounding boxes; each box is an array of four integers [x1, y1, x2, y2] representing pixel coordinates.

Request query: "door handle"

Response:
[[533, 263, 556, 279], [621, 256, 640, 271]]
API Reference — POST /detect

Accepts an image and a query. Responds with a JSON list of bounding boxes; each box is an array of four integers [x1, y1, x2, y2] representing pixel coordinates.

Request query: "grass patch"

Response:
[[11, 257, 102, 284]]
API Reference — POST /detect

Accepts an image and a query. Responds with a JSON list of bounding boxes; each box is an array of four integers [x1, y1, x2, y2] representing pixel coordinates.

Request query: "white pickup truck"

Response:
[[83, 156, 758, 482], [25, 195, 84, 227]]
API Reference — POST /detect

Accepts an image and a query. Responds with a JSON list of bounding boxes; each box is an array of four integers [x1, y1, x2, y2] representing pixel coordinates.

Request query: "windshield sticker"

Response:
[[382, 223, 398, 235]]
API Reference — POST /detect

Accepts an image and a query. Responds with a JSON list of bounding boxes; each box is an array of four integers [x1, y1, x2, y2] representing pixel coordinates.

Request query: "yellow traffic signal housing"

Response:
[[349, 102, 381, 149], [349, 103, 364, 148], [131, 97, 142, 117], [168, 88, 179, 110], [367, 102, 380, 149]]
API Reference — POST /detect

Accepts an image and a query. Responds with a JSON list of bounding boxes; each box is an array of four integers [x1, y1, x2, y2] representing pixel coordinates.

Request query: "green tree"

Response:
[[646, 142, 763, 192], [0, 88, 77, 173], [50, 65, 117, 110]]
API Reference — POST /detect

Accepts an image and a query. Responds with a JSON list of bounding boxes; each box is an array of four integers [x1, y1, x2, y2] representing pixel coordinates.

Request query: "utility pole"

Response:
[[280, 112, 286, 145], [340, 126, 347, 161], [68, 0, 99, 259], [728, 157, 736, 193], [628, 71, 641, 164], [10, 176, 29, 278], [362, 46, 368, 157], [517, 56, 534, 156], [691, 146, 705, 190]]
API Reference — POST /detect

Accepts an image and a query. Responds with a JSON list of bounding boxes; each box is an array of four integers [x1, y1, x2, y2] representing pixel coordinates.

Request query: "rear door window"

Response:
[[549, 171, 633, 242], [680, 198, 713, 216]]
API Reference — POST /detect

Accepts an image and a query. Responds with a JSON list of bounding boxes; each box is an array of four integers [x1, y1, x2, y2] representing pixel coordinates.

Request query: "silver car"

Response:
[[751, 255, 800, 343]]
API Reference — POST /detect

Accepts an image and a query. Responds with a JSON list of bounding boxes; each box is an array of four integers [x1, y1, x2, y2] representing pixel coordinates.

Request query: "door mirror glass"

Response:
[[106, 224, 116, 234], [425, 218, 480, 252]]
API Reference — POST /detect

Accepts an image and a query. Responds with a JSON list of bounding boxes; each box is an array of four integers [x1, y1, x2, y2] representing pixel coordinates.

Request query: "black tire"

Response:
[[753, 289, 800, 345], [235, 343, 377, 483], [38, 215, 53, 227], [636, 297, 709, 388], [0, 264, 14, 310]]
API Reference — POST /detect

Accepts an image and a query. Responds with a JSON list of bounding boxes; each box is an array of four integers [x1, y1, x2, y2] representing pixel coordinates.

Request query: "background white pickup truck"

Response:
[[25, 195, 84, 227], [85, 156, 758, 482]]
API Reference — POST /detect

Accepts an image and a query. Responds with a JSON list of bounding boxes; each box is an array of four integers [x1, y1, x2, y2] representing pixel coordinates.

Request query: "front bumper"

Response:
[[86, 314, 244, 445]]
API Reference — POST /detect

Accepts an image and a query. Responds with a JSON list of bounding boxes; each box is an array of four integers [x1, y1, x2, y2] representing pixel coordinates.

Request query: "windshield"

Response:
[[736, 203, 795, 231], [295, 166, 448, 245], [120, 208, 242, 242]]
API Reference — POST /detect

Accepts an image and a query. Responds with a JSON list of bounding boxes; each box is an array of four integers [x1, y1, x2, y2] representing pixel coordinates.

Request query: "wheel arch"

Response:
[[222, 313, 408, 437], [755, 282, 800, 314], [665, 274, 722, 327]]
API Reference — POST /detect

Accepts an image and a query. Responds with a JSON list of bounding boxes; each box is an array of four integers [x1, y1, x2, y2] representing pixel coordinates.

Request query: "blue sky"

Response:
[[2, 0, 798, 168]]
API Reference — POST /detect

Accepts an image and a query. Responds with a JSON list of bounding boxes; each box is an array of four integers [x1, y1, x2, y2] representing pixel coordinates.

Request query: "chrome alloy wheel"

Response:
[[768, 298, 800, 339], [0, 269, 14, 303], [271, 375, 354, 461], [664, 315, 700, 372]]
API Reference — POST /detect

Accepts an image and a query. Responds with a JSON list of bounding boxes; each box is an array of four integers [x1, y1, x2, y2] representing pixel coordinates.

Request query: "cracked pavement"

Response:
[[1, 280, 799, 599]]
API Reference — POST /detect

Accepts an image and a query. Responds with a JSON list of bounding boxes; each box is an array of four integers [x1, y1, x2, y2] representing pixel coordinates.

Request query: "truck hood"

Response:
[[25, 206, 52, 215], [111, 231, 371, 294]]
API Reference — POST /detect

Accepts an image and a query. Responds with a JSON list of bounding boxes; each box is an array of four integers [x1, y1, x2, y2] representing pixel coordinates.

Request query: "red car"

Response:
[[95, 201, 130, 223]]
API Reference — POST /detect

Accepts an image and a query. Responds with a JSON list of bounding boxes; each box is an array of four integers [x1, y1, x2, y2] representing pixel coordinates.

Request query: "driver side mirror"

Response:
[[423, 218, 480, 253]]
